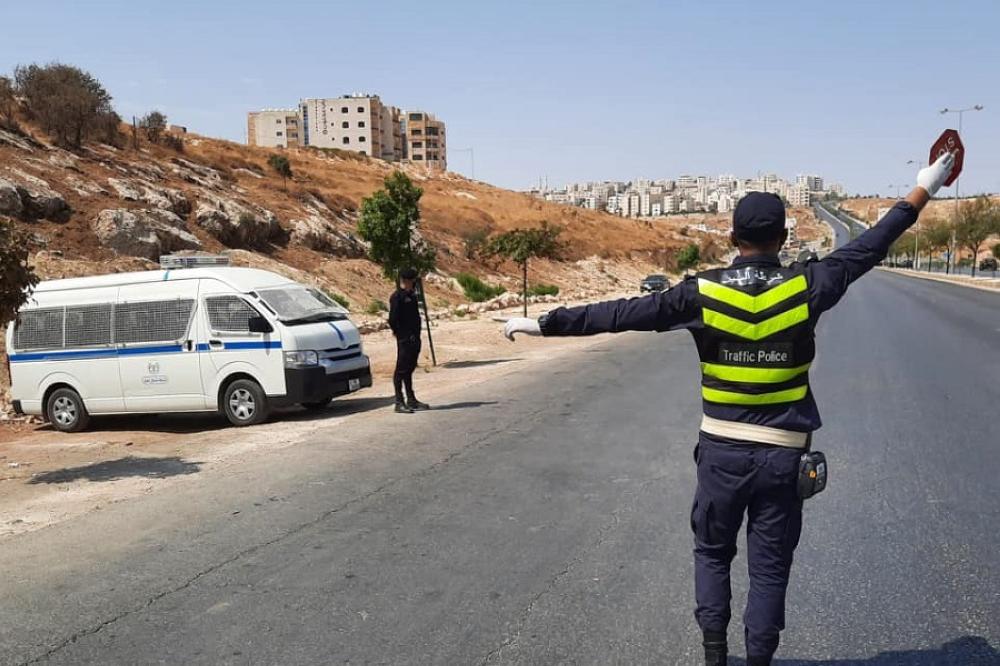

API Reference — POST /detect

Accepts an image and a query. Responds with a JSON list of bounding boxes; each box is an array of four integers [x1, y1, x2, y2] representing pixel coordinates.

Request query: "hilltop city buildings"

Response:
[[248, 94, 446, 171], [529, 174, 843, 217]]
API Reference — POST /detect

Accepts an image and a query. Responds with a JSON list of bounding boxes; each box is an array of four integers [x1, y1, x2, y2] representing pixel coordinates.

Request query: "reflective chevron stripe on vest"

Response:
[[695, 265, 814, 407]]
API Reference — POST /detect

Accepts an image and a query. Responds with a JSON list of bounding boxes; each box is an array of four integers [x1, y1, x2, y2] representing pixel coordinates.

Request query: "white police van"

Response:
[[4, 256, 372, 432]]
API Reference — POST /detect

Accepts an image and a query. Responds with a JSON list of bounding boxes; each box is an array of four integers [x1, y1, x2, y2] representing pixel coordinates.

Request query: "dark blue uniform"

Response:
[[538, 202, 918, 660]]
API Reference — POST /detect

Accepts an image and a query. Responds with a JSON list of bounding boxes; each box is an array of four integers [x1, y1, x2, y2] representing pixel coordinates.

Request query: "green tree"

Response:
[[140, 110, 167, 144], [357, 171, 436, 279], [0, 217, 39, 326], [14, 62, 114, 147], [482, 222, 563, 316], [921, 218, 952, 272], [267, 154, 293, 190], [889, 231, 916, 267], [676, 243, 701, 271], [992, 242, 1000, 261], [954, 196, 999, 277]]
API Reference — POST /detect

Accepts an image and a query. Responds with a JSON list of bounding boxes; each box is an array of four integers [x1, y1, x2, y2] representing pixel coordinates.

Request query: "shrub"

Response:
[[454, 272, 504, 302], [676, 243, 700, 271], [326, 291, 349, 310], [140, 110, 167, 143], [528, 283, 559, 297], [365, 299, 388, 315], [462, 227, 490, 259], [161, 132, 184, 152]]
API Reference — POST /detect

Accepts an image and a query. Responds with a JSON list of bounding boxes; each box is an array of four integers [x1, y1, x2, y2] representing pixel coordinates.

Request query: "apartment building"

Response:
[[401, 111, 447, 171], [298, 94, 403, 160], [247, 109, 301, 148], [788, 184, 812, 207]]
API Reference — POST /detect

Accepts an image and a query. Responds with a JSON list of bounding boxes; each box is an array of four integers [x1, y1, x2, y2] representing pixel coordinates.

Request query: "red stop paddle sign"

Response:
[[929, 129, 963, 187]]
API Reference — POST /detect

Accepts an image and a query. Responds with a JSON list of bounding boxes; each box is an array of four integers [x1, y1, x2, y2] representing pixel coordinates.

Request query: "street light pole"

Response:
[[939, 105, 984, 274]]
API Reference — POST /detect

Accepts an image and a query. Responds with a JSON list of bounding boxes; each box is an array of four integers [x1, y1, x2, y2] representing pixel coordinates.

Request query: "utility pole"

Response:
[[939, 105, 984, 274]]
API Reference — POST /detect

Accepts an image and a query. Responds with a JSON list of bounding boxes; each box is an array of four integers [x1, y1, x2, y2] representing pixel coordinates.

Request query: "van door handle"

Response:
[[185, 340, 194, 351], [209, 339, 224, 349]]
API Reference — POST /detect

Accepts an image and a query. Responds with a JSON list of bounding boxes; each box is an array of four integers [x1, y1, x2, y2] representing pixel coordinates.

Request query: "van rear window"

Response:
[[14, 308, 64, 350]]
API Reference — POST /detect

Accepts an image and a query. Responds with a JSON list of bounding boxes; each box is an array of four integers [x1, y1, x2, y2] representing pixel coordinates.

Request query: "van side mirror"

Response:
[[248, 315, 273, 334]]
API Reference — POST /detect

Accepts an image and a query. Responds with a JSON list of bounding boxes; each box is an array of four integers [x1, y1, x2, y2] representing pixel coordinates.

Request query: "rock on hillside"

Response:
[[107, 178, 191, 216], [194, 192, 284, 249], [0, 170, 71, 222], [93, 208, 202, 259]]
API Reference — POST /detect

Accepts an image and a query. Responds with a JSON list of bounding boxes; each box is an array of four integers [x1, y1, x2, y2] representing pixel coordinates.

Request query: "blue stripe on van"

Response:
[[8, 341, 281, 363], [328, 322, 345, 342]]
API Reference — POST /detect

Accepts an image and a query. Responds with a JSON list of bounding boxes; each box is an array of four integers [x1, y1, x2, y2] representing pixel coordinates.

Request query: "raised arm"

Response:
[[809, 152, 955, 314], [504, 278, 701, 340]]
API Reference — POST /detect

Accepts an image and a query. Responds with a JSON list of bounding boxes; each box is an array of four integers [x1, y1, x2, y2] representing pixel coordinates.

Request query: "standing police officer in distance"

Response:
[[502, 152, 955, 665], [389, 268, 430, 413]]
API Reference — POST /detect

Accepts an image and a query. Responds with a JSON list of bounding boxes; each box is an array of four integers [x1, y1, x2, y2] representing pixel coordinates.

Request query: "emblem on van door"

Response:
[[142, 360, 168, 385]]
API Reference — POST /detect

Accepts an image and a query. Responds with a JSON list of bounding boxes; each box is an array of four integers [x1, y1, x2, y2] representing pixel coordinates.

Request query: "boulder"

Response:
[[3, 170, 71, 222], [107, 177, 191, 215], [0, 179, 23, 217], [93, 208, 201, 259], [289, 213, 366, 257], [194, 193, 283, 249]]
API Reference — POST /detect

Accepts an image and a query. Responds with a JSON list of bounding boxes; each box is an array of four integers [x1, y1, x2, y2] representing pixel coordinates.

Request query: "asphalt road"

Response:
[[2, 230, 999, 664]]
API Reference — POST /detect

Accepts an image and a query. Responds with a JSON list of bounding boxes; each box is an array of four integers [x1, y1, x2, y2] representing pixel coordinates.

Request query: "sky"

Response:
[[1, 0, 998, 196]]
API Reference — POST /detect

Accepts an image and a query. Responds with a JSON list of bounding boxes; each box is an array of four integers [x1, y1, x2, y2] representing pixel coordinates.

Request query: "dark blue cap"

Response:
[[733, 192, 786, 242], [399, 267, 418, 280]]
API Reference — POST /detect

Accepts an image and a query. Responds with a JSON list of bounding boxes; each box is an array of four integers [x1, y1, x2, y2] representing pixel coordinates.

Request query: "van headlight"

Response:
[[284, 350, 319, 368]]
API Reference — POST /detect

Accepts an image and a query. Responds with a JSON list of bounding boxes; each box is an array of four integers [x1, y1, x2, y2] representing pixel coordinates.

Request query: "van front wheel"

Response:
[[47, 387, 91, 433], [222, 379, 270, 427]]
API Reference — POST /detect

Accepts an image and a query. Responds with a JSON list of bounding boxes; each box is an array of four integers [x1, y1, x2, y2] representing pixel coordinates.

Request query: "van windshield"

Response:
[[257, 286, 348, 324]]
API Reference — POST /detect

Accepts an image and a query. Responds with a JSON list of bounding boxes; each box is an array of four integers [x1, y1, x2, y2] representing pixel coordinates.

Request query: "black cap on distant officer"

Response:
[[399, 267, 418, 281], [733, 192, 786, 242]]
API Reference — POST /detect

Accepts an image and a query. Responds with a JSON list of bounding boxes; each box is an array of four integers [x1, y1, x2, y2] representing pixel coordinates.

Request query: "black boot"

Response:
[[746, 657, 771, 666], [394, 401, 413, 414], [702, 630, 727, 666], [407, 398, 430, 410]]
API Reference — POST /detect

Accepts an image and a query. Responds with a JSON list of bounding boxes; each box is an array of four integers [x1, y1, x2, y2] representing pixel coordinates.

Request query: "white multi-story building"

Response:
[[788, 184, 812, 207], [247, 109, 301, 148]]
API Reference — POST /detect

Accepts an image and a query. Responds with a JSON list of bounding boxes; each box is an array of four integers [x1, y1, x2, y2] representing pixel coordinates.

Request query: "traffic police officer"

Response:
[[389, 268, 430, 413], [503, 152, 955, 664]]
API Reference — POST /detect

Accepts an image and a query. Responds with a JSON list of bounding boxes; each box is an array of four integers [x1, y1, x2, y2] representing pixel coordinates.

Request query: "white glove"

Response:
[[503, 317, 542, 341], [916, 151, 956, 197]]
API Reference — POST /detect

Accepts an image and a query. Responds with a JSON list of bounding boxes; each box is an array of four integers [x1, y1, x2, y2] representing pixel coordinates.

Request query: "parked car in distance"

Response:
[[640, 274, 671, 293], [979, 257, 998, 272]]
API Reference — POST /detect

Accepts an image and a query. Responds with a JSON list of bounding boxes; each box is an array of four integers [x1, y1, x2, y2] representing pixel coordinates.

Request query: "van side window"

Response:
[[13, 307, 64, 350], [205, 296, 260, 334], [115, 300, 194, 344], [65, 304, 113, 347]]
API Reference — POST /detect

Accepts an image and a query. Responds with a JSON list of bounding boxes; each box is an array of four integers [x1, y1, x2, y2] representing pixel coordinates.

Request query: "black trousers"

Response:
[[691, 435, 803, 660], [393, 335, 421, 402]]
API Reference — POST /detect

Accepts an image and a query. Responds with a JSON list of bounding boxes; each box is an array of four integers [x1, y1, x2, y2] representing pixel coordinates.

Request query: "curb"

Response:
[[878, 267, 1000, 294]]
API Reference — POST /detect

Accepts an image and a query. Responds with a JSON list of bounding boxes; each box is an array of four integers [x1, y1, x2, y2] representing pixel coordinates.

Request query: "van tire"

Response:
[[301, 398, 333, 411], [222, 379, 270, 427], [46, 388, 91, 433]]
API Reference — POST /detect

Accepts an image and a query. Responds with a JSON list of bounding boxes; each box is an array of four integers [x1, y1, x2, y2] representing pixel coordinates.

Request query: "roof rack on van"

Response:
[[160, 254, 231, 269]]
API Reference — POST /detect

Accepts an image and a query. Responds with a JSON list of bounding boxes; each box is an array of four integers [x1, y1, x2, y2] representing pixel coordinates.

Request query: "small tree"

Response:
[[483, 222, 563, 316], [14, 62, 114, 148], [0, 217, 39, 326], [676, 243, 700, 272], [267, 154, 293, 190], [921, 218, 952, 272], [0, 76, 17, 129], [954, 196, 999, 277], [140, 110, 167, 143], [992, 242, 1000, 262], [357, 171, 436, 278], [357, 170, 437, 363]]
